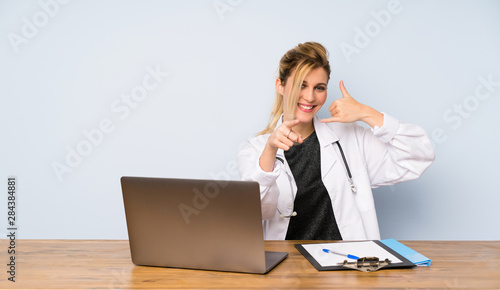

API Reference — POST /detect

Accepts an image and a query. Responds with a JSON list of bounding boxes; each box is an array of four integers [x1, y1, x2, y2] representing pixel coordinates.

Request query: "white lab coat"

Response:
[[237, 113, 435, 240]]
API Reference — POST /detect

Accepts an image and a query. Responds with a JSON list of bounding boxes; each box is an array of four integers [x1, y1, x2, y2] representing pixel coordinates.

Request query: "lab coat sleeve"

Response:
[[237, 137, 281, 220], [360, 113, 435, 187]]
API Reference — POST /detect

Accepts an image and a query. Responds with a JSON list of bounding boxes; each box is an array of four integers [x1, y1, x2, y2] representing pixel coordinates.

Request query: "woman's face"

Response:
[[278, 67, 329, 124]]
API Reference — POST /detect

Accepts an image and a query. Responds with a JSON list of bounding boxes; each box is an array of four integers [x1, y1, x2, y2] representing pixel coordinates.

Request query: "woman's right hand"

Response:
[[266, 119, 303, 151], [259, 119, 303, 172]]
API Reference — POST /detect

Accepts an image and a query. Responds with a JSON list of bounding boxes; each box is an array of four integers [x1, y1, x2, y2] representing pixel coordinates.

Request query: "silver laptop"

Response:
[[121, 176, 288, 274]]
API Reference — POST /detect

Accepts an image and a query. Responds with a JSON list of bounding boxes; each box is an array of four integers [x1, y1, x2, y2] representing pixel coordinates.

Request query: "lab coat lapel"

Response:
[[313, 116, 339, 179], [274, 116, 294, 178]]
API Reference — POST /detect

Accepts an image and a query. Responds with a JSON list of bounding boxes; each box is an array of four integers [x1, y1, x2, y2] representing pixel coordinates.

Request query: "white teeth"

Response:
[[299, 104, 313, 110]]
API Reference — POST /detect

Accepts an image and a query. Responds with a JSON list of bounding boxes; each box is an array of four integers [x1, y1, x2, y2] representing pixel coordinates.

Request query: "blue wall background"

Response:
[[1, 0, 499, 239]]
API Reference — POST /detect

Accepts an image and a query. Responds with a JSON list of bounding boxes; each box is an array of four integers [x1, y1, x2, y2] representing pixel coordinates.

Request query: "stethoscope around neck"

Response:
[[276, 140, 356, 218]]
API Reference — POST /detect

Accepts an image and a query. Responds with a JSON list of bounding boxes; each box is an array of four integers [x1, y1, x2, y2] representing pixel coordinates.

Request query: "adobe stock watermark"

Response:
[[430, 73, 499, 146], [51, 64, 170, 183], [178, 180, 227, 225], [7, 0, 70, 54], [178, 157, 244, 225], [178, 135, 260, 225], [107, 268, 130, 289], [6, 177, 18, 283], [340, 0, 405, 63], [213, 0, 243, 21]]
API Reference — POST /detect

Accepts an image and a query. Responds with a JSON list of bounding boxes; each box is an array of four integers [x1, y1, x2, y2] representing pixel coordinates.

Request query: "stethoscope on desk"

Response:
[[275, 141, 356, 218]]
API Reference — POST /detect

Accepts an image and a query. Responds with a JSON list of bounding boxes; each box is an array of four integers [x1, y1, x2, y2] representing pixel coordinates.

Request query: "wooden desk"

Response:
[[2, 240, 499, 289]]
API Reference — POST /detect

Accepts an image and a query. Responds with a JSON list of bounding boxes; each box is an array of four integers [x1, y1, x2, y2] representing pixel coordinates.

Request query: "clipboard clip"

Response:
[[338, 257, 392, 272]]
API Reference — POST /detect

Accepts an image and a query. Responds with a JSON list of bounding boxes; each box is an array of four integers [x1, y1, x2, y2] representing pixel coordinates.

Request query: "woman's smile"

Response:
[[297, 103, 316, 113]]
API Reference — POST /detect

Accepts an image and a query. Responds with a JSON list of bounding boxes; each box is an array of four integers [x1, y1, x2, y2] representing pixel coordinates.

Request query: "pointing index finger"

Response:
[[320, 116, 341, 123]]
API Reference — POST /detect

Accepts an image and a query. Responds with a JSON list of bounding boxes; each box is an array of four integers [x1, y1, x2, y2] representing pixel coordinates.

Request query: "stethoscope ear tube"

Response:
[[335, 141, 357, 193], [335, 141, 352, 179], [279, 211, 297, 218]]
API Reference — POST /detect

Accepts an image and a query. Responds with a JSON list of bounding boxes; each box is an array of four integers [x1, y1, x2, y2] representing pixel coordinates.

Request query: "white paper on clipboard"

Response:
[[301, 241, 402, 267]]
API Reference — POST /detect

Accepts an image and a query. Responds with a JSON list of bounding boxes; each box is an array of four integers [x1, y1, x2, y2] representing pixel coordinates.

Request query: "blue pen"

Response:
[[322, 249, 359, 260]]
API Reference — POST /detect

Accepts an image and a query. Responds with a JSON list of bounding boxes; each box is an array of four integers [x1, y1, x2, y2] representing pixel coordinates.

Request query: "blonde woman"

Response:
[[238, 42, 435, 240]]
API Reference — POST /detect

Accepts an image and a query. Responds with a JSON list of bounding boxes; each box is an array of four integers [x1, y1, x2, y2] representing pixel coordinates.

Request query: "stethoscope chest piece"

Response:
[[349, 180, 357, 193]]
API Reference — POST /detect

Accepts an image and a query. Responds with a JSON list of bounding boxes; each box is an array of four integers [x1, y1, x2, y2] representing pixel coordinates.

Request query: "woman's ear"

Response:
[[275, 78, 284, 95]]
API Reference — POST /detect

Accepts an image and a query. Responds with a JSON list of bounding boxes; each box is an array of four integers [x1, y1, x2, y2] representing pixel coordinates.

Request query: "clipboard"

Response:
[[295, 240, 416, 271]]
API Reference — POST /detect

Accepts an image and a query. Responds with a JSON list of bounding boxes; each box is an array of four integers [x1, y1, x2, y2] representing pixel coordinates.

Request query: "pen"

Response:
[[322, 249, 359, 260]]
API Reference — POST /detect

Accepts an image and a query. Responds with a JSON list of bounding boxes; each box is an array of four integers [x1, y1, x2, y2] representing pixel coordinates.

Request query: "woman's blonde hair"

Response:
[[257, 42, 331, 135]]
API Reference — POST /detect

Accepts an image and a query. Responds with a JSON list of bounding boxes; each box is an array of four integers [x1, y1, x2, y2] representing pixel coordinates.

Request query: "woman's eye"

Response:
[[315, 86, 326, 91]]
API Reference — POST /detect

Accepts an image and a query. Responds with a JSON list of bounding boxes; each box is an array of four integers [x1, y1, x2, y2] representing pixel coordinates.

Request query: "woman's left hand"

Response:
[[321, 80, 384, 128]]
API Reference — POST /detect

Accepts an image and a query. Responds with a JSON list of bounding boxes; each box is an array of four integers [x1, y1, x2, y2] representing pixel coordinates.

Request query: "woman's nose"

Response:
[[302, 88, 315, 102]]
